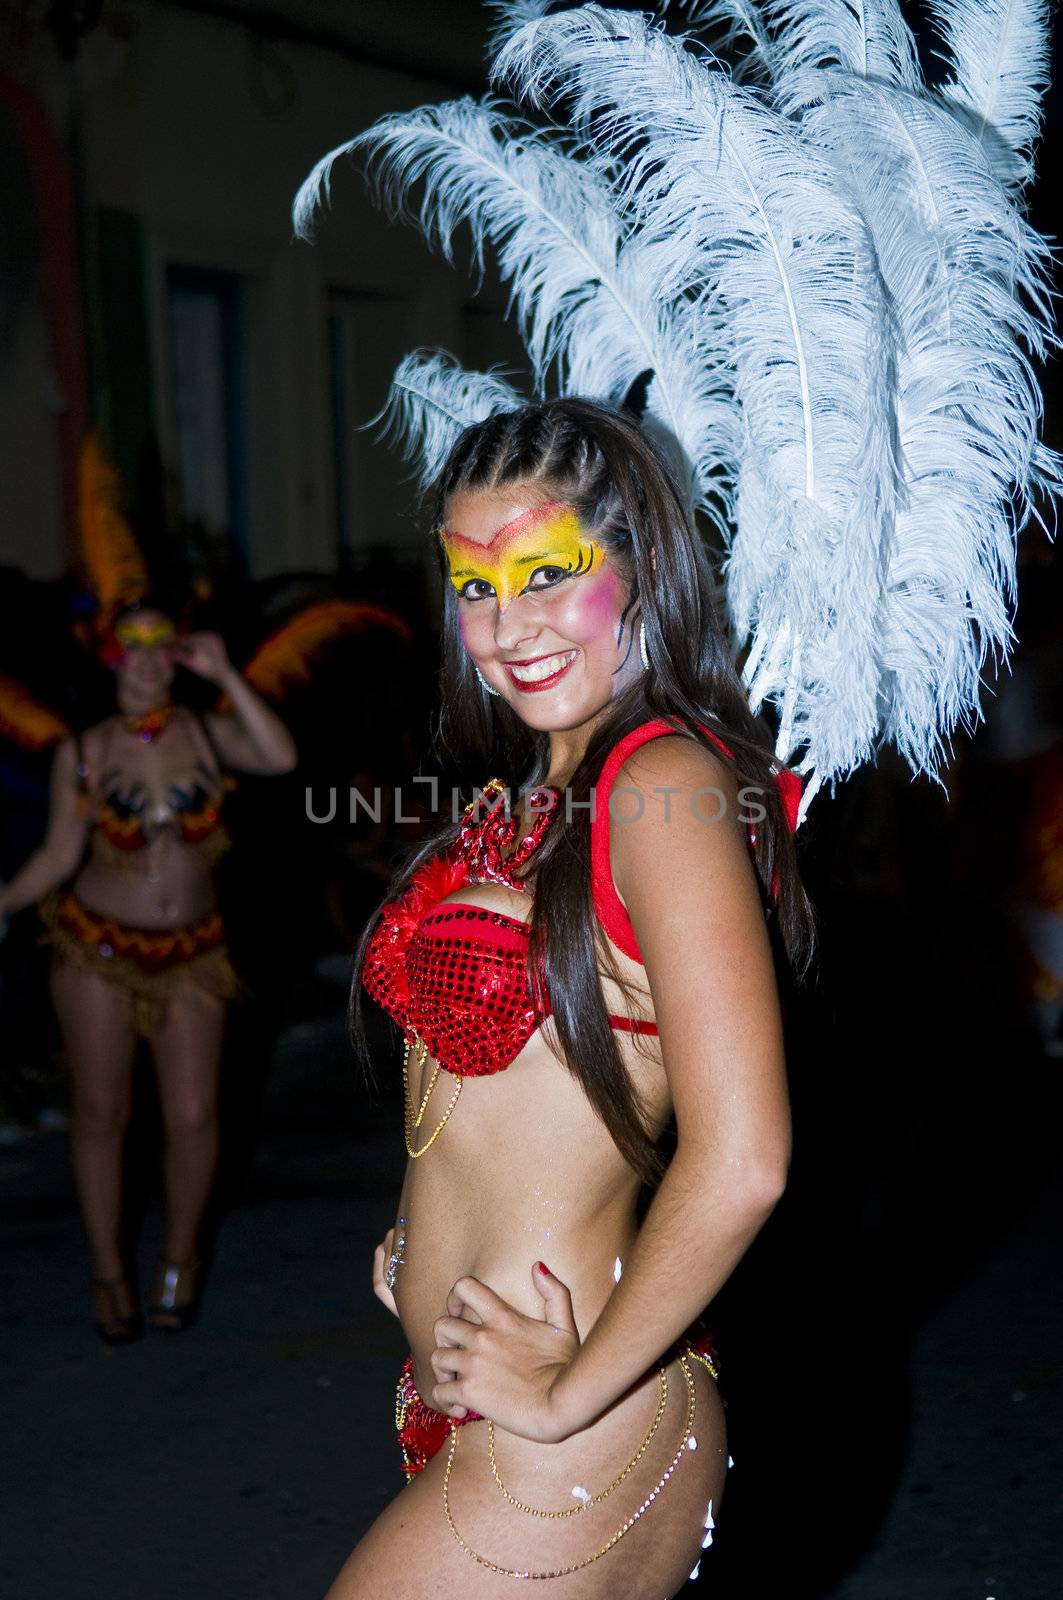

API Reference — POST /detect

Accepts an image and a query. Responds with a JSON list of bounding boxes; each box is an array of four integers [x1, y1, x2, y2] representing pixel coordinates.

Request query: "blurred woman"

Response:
[[0, 607, 297, 1341]]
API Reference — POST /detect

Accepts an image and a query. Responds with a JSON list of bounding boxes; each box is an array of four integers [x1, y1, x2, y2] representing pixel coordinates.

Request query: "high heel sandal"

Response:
[[147, 1256, 202, 1332], [92, 1274, 143, 1346]]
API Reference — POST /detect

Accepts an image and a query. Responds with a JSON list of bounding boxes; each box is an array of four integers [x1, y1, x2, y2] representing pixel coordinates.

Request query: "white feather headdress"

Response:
[[293, 0, 1059, 823]]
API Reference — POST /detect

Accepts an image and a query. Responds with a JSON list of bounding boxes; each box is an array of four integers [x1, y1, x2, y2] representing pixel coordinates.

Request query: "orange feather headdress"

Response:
[[234, 600, 412, 705], [78, 431, 149, 631], [0, 672, 71, 752]]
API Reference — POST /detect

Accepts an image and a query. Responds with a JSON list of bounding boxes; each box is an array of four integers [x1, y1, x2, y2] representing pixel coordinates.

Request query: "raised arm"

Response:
[[430, 735, 792, 1441], [0, 738, 92, 920], [174, 632, 298, 775]]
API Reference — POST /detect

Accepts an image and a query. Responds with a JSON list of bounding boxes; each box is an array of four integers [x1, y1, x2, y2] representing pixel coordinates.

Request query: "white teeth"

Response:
[[506, 651, 576, 684]]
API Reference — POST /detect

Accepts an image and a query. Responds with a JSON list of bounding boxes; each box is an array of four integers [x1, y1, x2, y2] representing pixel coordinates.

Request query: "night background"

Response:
[[0, 3, 1060, 1597]]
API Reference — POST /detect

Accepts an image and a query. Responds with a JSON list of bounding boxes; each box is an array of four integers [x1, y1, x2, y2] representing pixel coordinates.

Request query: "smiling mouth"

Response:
[[502, 649, 579, 692]]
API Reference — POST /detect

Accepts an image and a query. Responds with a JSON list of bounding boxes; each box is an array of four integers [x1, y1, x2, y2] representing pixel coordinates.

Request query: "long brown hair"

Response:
[[352, 398, 817, 1184]]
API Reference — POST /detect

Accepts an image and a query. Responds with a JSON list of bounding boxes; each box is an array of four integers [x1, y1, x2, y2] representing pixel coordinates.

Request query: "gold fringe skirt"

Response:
[[39, 889, 242, 1038]]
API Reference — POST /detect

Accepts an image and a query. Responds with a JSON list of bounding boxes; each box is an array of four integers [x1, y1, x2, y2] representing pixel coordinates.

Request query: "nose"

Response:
[[493, 593, 543, 653]]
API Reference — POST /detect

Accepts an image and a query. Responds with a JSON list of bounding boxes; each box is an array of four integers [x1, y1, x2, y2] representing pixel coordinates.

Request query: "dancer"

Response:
[[340, 400, 807, 1594], [295, 2, 1058, 1590], [0, 606, 297, 1341]]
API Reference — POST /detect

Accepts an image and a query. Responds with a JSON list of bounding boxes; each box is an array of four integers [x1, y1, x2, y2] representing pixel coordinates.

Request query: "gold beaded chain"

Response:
[[686, 1345, 720, 1383], [402, 1035, 462, 1158], [487, 1367, 669, 1519], [441, 1353, 698, 1581]]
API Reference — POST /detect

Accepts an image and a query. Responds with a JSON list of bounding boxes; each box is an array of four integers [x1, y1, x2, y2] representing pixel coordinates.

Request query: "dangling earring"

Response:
[[639, 620, 650, 671], [475, 666, 500, 697]]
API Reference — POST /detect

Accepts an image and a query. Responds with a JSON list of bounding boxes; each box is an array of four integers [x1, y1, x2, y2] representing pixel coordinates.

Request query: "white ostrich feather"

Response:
[[308, 95, 736, 527], [497, 5, 901, 789], [661, 1, 777, 82], [293, 140, 357, 242], [374, 350, 525, 492], [486, 0, 556, 60], [926, 0, 1053, 196], [800, 74, 1061, 774], [766, 0, 923, 113], [294, 1, 1058, 811]]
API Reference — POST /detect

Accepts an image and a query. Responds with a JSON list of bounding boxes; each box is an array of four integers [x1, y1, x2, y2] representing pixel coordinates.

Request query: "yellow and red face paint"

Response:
[[440, 502, 602, 611], [97, 613, 178, 667], [113, 615, 177, 650]]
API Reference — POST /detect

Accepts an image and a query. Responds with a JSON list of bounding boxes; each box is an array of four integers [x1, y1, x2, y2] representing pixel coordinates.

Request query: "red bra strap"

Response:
[[590, 719, 801, 963], [608, 1013, 659, 1035]]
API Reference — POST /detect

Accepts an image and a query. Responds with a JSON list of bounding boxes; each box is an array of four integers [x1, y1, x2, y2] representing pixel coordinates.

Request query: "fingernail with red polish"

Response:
[[536, 1261, 550, 1275]]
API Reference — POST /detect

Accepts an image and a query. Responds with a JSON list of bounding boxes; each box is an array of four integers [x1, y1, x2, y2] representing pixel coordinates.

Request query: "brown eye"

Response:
[[527, 565, 569, 590], [459, 578, 495, 601]]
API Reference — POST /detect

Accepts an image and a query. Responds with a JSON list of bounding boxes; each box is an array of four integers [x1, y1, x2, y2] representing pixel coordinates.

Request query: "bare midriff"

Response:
[[390, 886, 671, 1415], [73, 834, 218, 926]]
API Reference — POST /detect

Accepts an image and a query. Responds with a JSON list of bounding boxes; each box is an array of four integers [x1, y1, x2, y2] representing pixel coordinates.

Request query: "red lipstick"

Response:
[[501, 649, 579, 694]]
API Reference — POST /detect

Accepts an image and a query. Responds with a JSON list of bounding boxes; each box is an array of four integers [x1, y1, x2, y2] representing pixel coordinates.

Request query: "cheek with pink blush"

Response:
[[549, 561, 633, 657], [456, 556, 635, 673]]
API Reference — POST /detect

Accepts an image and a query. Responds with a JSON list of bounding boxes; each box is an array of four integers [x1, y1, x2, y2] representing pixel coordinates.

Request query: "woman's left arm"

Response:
[[176, 633, 298, 775], [431, 737, 791, 1441]]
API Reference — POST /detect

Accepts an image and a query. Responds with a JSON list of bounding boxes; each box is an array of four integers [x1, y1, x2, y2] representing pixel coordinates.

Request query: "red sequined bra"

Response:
[[361, 776, 576, 1078], [361, 721, 803, 1080]]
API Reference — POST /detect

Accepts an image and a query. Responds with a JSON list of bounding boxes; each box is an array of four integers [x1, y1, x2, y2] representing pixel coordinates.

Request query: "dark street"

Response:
[[3, 973, 1060, 1600], [2, 3, 1062, 1596]]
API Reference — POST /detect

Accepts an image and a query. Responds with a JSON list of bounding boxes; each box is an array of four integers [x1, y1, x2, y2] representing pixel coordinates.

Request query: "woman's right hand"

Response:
[[372, 1230, 399, 1317]]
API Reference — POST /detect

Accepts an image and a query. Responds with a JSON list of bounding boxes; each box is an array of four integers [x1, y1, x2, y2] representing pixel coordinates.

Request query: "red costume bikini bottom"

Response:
[[395, 1354, 483, 1481], [394, 1328, 720, 1481]]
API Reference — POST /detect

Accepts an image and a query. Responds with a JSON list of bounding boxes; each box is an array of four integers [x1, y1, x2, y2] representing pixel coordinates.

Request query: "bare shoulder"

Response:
[[608, 733, 746, 875], [613, 731, 739, 798], [50, 734, 79, 778], [69, 719, 109, 772], [83, 715, 116, 745]]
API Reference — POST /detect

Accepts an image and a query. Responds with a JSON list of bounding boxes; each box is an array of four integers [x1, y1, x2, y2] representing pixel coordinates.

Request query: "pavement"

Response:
[[1, 976, 1060, 1600]]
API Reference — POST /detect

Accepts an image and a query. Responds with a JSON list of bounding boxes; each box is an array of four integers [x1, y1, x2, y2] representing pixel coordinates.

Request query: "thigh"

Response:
[[50, 959, 138, 1107], [151, 981, 226, 1122], [325, 1358, 726, 1600]]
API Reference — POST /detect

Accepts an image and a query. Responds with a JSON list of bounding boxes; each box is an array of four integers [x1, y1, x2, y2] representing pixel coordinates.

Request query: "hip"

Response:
[[39, 888, 241, 1036], [390, 1339, 725, 1593], [41, 888, 228, 969]]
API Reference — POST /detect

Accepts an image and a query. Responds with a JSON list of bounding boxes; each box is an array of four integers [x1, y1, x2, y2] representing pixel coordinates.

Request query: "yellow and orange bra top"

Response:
[[75, 707, 233, 862], [362, 720, 803, 1079]]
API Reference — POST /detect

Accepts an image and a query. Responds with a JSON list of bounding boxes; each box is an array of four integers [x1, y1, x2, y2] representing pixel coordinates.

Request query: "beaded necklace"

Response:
[[119, 703, 176, 744]]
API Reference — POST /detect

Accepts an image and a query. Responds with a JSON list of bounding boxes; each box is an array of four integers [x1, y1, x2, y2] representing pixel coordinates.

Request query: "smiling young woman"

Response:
[[329, 399, 814, 1598]]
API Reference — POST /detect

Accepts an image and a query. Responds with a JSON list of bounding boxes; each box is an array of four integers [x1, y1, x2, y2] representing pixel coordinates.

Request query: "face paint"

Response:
[[441, 502, 601, 612], [114, 615, 177, 651]]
